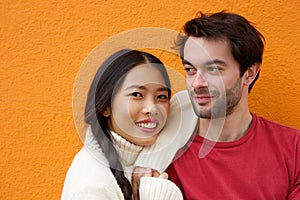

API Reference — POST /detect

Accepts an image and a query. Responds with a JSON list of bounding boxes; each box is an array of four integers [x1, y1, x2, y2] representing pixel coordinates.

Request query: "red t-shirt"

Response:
[[167, 114, 300, 199]]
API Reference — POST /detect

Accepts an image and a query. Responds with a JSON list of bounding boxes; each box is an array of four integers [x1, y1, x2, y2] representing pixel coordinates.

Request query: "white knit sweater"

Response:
[[61, 126, 183, 200]]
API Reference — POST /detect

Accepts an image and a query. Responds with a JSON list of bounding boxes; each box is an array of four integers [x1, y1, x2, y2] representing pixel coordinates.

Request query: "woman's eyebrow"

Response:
[[156, 87, 169, 92], [125, 85, 146, 91], [125, 85, 168, 91]]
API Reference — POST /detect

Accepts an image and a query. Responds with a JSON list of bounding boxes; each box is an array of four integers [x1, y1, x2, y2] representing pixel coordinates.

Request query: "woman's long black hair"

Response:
[[84, 49, 171, 200]]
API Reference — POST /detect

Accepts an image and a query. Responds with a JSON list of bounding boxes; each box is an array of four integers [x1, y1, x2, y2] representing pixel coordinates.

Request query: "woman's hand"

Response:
[[132, 167, 168, 200]]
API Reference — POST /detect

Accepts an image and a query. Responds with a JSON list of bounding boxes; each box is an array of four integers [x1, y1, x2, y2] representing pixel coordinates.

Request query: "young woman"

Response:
[[61, 49, 183, 200]]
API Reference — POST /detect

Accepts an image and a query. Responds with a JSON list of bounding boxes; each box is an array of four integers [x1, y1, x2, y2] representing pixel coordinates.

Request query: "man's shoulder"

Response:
[[253, 113, 300, 138]]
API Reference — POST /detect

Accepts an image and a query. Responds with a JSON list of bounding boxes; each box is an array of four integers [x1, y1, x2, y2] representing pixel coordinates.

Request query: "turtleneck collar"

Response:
[[84, 126, 143, 168], [110, 131, 144, 167]]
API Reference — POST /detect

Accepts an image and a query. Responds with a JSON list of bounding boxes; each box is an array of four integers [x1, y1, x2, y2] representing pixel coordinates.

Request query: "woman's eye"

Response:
[[131, 92, 142, 97], [157, 94, 168, 100]]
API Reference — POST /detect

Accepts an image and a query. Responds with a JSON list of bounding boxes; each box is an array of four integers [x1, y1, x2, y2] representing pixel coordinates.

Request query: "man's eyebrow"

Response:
[[182, 58, 227, 67], [182, 59, 193, 66], [203, 59, 227, 66]]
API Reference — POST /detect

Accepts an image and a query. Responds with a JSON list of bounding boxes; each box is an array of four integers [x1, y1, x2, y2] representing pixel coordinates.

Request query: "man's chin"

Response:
[[196, 108, 227, 119], [193, 108, 212, 119]]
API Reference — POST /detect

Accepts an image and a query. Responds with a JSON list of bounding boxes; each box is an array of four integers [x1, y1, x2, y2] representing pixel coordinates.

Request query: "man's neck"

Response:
[[198, 108, 253, 142]]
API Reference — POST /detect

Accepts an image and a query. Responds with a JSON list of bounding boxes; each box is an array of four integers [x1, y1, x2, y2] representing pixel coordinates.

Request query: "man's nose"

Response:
[[192, 72, 208, 89]]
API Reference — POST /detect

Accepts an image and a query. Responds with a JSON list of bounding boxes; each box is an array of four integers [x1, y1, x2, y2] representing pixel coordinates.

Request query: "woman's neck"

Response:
[[110, 131, 144, 167]]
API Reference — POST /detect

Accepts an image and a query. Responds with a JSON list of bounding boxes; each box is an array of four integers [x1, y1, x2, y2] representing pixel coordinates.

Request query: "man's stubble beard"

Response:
[[189, 78, 242, 119]]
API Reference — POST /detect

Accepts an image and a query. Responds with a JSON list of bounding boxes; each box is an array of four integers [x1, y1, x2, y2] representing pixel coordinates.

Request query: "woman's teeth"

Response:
[[136, 122, 157, 128]]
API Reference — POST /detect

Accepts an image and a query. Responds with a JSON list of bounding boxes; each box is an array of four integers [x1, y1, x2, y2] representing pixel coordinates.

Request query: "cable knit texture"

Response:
[[61, 126, 183, 200], [140, 177, 183, 200]]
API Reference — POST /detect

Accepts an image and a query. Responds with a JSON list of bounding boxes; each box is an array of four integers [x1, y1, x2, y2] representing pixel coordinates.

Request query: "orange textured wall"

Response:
[[1, 0, 299, 199]]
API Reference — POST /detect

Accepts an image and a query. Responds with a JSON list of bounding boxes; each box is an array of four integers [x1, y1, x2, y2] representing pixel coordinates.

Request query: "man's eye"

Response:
[[131, 92, 142, 97], [207, 66, 219, 72], [184, 66, 196, 73], [184, 67, 195, 72]]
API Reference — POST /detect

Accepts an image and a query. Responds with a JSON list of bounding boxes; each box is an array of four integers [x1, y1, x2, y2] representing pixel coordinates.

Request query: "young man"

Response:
[[166, 11, 300, 199], [133, 11, 300, 199]]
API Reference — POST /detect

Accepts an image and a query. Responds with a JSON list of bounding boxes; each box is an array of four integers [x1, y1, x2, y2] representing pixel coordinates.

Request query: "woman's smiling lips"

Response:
[[135, 118, 159, 133]]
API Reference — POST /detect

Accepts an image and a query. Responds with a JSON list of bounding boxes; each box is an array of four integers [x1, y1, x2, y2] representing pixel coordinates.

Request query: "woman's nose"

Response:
[[141, 99, 158, 115]]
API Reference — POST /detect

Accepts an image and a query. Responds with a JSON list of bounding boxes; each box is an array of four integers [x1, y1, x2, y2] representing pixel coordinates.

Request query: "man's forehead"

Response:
[[183, 37, 231, 65], [183, 37, 212, 65]]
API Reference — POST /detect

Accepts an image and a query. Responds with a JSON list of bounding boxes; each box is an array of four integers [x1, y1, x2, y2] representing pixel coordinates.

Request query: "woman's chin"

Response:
[[132, 135, 159, 146]]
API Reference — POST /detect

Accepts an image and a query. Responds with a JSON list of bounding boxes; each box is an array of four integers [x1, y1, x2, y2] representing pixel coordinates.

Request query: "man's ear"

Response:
[[243, 62, 261, 86], [103, 107, 111, 117]]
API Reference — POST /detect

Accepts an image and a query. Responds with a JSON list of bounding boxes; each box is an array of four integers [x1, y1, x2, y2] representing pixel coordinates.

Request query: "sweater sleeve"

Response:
[[134, 90, 198, 172], [68, 185, 123, 200], [139, 177, 183, 200]]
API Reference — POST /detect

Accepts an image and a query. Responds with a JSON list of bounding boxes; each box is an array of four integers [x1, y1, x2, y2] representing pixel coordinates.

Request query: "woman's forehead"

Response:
[[123, 64, 166, 86]]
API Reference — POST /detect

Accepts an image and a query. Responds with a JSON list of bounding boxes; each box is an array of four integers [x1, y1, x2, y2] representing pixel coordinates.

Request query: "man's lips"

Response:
[[194, 95, 213, 104]]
